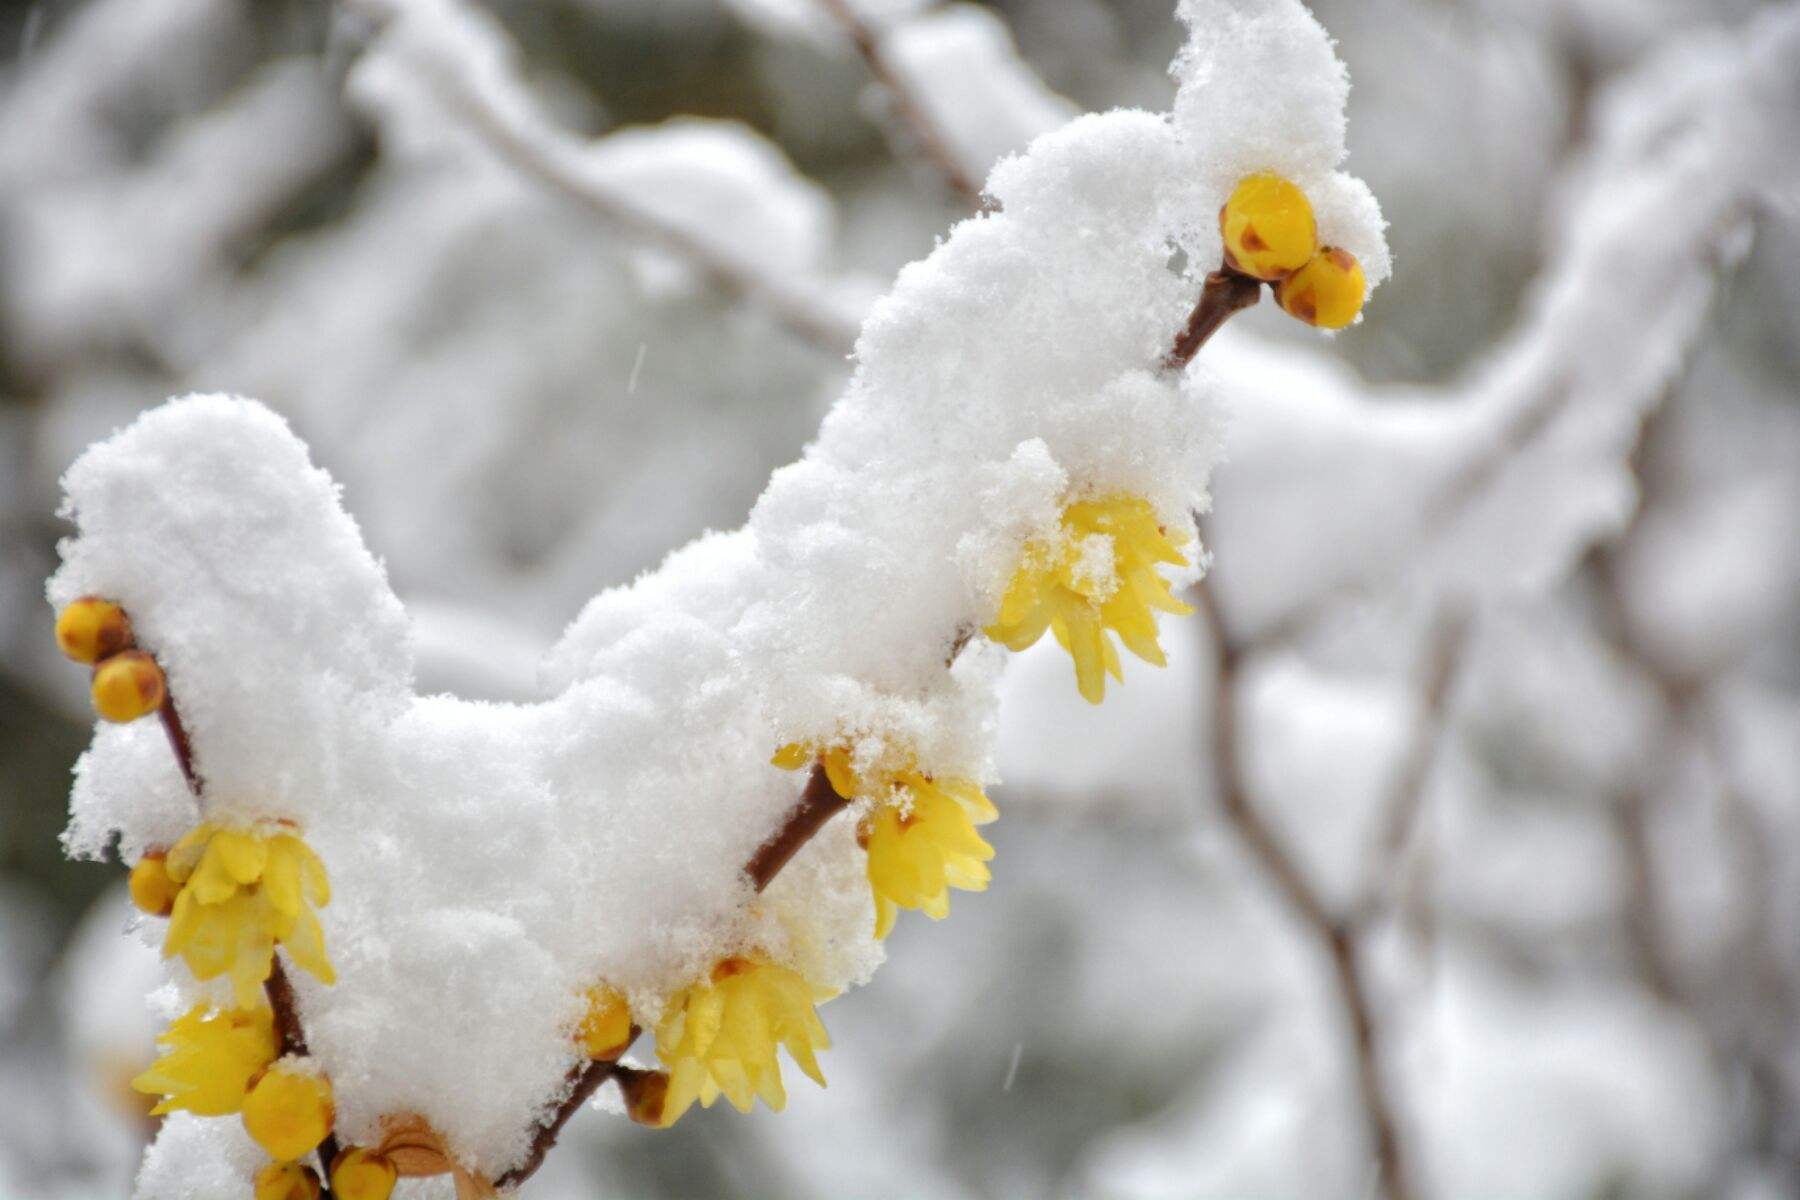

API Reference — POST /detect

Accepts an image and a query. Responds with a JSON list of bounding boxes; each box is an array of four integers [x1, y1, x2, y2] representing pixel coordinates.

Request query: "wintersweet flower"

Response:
[[89, 649, 166, 722], [861, 773, 997, 939], [253, 1162, 321, 1200], [128, 851, 179, 917], [130, 1003, 277, 1116], [984, 495, 1194, 703], [655, 957, 832, 1122], [1219, 172, 1317, 280], [577, 986, 634, 1060], [163, 822, 335, 1007], [771, 740, 861, 799], [53, 596, 132, 664], [1277, 246, 1367, 329], [242, 1061, 335, 1162], [329, 1147, 398, 1200]]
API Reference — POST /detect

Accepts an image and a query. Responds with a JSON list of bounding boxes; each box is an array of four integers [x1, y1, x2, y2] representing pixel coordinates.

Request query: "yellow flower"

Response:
[[130, 1004, 277, 1116], [329, 1148, 398, 1200], [774, 746, 999, 938], [655, 957, 832, 1123], [577, 987, 634, 1060], [254, 1162, 321, 1200], [1276, 246, 1367, 330], [90, 649, 166, 723], [54, 596, 133, 664], [984, 495, 1193, 703], [129, 851, 179, 917], [242, 1061, 335, 1162], [163, 823, 335, 1008], [1220, 172, 1317, 281], [861, 773, 997, 939]]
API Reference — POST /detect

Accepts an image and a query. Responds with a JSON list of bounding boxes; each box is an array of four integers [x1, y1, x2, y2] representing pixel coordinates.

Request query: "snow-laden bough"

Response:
[[46, 1, 1386, 1193]]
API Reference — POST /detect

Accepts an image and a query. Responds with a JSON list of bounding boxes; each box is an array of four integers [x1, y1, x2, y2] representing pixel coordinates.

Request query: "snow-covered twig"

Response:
[[340, 0, 861, 355], [814, 0, 986, 206]]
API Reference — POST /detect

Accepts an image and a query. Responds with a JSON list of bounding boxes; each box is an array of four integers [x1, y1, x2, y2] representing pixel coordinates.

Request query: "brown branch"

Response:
[[1352, 602, 1471, 923], [1165, 269, 1262, 372], [1196, 580, 1419, 1200], [746, 763, 853, 893], [815, 0, 986, 208], [493, 1044, 635, 1192], [142, 658, 343, 1194]]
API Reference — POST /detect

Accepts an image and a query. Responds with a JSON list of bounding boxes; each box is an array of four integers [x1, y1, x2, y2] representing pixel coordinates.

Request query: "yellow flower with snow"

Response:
[[861, 773, 996, 939], [984, 495, 1193, 704], [577, 986, 634, 1060], [774, 745, 998, 938], [242, 1060, 335, 1161], [654, 957, 832, 1123], [131, 1003, 277, 1116], [163, 823, 335, 1008]]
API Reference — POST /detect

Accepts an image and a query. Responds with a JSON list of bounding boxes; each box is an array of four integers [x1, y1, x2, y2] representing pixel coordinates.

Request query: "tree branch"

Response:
[[815, 0, 986, 208], [1196, 579, 1420, 1200], [1165, 270, 1262, 373], [746, 763, 853, 892]]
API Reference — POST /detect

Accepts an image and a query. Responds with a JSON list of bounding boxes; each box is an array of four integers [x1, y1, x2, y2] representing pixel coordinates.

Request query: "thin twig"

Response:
[[493, 1048, 633, 1191], [149, 671, 341, 1195], [1196, 580, 1420, 1200], [746, 763, 853, 892], [815, 0, 986, 207], [342, 0, 859, 356], [1165, 270, 1262, 372]]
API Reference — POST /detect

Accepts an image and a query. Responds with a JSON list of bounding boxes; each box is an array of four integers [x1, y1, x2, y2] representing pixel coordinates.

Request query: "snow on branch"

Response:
[[47, 0, 1391, 1193]]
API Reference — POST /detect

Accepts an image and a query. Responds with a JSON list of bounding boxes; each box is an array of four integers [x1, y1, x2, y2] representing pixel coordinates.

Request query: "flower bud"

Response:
[[577, 988, 633, 1061], [55, 597, 133, 664], [1219, 173, 1317, 281], [253, 1162, 321, 1200], [620, 1068, 673, 1128], [90, 650, 165, 723], [330, 1147, 398, 1200], [128, 852, 179, 917], [242, 1064, 334, 1163], [1276, 247, 1367, 330]]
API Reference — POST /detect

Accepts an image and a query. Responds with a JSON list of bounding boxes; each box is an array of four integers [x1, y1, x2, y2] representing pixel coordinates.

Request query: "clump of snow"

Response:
[[48, 0, 1386, 1184]]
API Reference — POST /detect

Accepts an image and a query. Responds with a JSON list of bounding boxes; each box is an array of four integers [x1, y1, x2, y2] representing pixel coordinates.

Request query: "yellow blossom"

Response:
[[861, 773, 997, 939], [254, 1162, 321, 1200], [129, 851, 179, 917], [130, 1004, 277, 1116], [330, 1148, 397, 1200], [774, 746, 999, 938], [655, 957, 832, 1123], [1219, 172, 1317, 280], [984, 495, 1193, 703], [90, 649, 166, 722], [1276, 246, 1367, 329], [242, 1061, 334, 1162], [163, 823, 334, 1008], [577, 987, 634, 1060], [54, 596, 133, 664]]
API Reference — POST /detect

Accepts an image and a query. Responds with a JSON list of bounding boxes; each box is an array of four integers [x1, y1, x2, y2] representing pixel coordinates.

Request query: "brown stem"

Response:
[[1164, 269, 1262, 372], [815, 0, 986, 208], [494, 1045, 634, 1191], [158, 698, 201, 795], [1196, 580, 1420, 1200], [745, 763, 853, 893]]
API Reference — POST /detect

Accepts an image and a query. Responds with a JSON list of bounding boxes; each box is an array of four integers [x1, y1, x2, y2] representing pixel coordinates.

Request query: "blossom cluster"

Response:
[[45, 0, 1386, 1192]]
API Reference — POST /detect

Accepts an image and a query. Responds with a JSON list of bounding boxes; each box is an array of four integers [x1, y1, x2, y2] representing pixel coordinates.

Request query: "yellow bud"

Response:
[[1276, 246, 1367, 330], [128, 852, 179, 917], [242, 1064, 334, 1163], [577, 988, 633, 1060], [330, 1148, 397, 1200], [55, 596, 133, 664], [620, 1069, 673, 1128], [253, 1162, 321, 1200], [90, 650, 165, 723], [1219, 173, 1317, 281]]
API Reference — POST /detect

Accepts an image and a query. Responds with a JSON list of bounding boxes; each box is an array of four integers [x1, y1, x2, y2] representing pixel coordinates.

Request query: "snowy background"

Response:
[[2, 0, 1797, 1197]]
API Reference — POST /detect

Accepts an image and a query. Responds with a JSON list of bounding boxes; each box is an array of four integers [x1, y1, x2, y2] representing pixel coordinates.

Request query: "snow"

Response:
[[46, 0, 1393, 1184]]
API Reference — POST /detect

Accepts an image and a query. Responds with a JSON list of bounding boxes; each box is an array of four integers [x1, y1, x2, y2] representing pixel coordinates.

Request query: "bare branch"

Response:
[[746, 763, 853, 892], [815, 0, 986, 208], [1195, 580, 1420, 1200]]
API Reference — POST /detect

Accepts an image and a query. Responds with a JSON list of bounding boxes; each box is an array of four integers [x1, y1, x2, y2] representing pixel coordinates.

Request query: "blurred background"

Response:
[[1, 0, 1796, 1196]]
